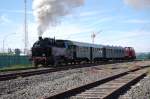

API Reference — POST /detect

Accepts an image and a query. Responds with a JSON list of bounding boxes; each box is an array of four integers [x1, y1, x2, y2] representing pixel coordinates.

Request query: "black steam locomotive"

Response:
[[31, 37, 136, 67]]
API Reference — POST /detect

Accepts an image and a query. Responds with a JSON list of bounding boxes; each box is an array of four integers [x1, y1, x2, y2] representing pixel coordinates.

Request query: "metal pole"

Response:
[[24, 0, 28, 55]]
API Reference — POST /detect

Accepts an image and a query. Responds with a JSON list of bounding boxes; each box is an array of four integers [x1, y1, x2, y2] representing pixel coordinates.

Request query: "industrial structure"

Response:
[[24, 0, 28, 55]]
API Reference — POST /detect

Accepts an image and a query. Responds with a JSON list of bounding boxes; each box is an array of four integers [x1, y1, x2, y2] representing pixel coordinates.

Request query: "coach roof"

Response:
[[65, 40, 104, 48]]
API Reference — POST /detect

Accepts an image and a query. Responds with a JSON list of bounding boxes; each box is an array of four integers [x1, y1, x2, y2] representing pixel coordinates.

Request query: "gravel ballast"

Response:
[[0, 61, 150, 99], [0, 68, 126, 99], [119, 75, 150, 99]]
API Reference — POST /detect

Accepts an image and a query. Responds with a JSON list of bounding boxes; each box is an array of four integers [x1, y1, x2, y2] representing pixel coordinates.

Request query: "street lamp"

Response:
[[3, 33, 16, 53]]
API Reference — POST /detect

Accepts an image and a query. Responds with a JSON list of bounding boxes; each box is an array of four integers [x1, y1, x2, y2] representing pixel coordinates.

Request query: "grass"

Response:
[[0, 64, 33, 72]]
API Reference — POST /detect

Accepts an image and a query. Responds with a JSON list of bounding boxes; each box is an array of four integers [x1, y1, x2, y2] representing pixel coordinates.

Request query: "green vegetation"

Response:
[[0, 53, 14, 56], [0, 64, 33, 71], [0, 48, 21, 56], [147, 53, 150, 59], [136, 52, 150, 60]]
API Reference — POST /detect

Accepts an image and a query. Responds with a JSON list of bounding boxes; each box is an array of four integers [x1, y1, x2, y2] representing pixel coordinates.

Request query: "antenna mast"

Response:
[[24, 0, 28, 54]]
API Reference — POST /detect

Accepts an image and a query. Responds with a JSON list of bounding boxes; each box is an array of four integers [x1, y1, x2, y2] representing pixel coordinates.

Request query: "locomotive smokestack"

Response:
[[39, 36, 42, 41]]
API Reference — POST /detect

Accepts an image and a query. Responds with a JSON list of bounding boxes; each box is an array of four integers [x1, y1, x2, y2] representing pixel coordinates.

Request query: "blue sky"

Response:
[[0, 0, 150, 52]]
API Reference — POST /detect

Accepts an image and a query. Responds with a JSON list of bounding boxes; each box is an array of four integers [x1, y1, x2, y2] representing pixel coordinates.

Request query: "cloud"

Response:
[[0, 9, 32, 15], [78, 10, 104, 17], [124, 0, 150, 9], [4, 20, 96, 49], [0, 14, 11, 25], [1, 20, 150, 52], [102, 29, 150, 41], [124, 19, 150, 24], [42, 23, 96, 40], [96, 29, 150, 52]]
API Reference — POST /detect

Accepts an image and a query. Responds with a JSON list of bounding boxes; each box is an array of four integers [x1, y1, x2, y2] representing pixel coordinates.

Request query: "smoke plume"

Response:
[[124, 0, 150, 9], [33, 0, 84, 36]]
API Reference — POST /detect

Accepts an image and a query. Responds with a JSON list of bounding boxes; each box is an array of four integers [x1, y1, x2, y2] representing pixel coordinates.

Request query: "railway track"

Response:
[[0, 60, 129, 72], [0, 61, 131, 81], [47, 67, 147, 99]]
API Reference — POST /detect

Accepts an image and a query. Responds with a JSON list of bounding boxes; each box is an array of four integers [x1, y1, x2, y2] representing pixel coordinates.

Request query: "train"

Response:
[[31, 37, 136, 67]]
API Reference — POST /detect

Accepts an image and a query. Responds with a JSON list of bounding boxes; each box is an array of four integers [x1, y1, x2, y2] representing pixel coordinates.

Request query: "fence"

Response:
[[0, 55, 31, 67]]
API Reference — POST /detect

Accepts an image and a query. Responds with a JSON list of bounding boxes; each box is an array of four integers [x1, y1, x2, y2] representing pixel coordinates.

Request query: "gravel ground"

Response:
[[0, 61, 150, 99], [119, 75, 150, 99], [0, 66, 127, 99]]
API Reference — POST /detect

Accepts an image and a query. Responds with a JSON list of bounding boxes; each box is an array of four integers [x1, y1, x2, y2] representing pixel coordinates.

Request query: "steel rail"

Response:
[[46, 67, 147, 99]]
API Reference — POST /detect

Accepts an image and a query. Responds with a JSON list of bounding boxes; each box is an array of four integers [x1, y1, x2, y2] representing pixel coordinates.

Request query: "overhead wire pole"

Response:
[[24, 0, 28, 55]]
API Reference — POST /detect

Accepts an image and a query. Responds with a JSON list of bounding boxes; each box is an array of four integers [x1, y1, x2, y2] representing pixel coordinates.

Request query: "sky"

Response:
[[0, 0, 150, 53]]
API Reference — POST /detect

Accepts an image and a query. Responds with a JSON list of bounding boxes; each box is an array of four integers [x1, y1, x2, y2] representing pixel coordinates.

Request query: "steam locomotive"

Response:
[[31, 37, 136, 67]]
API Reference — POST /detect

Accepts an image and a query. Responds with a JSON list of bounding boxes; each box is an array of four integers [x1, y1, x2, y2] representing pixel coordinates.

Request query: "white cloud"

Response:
[[0, 14, 11, 25], [3, 21, 96, 50], [0, 9, 32, 15], [40, 22, 95, 40], [124, 0, 150, 9], [1, 20, 150, 52], [100, 29, 150, 42], [124, 19, 150, 24], [95, 30, 150, 52], [78, 10, 105, 17]]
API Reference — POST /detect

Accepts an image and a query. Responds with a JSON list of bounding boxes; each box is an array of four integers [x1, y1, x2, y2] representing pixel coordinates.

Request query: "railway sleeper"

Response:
[[73, 69, 147, 99]]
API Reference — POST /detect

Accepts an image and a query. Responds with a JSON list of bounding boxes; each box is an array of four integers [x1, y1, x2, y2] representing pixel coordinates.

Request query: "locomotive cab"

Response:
[[124, 47, 136, 60]]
